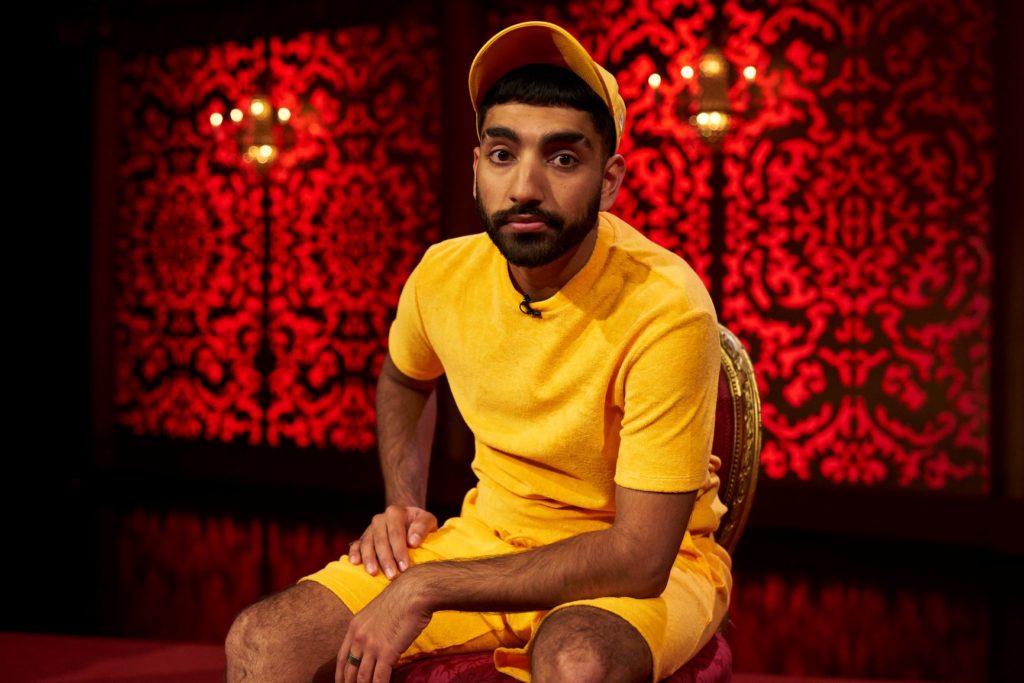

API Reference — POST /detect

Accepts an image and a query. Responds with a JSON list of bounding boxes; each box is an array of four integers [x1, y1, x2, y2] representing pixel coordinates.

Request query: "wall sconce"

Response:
[[648, 48, 760, 145], [210, 95, 294, 166], [646, 44, 763, 310]]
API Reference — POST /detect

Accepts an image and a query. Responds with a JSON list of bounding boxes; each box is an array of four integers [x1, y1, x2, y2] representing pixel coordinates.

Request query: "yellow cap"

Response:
[[468, 21, 627, 151]]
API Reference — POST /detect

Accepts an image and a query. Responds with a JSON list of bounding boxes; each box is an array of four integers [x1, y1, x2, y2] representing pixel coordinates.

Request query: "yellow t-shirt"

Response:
[[389, 211, 726, 546]]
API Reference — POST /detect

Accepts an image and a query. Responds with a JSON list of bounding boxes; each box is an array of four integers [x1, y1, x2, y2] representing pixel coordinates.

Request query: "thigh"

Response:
[[249, 579, 352, 635], [304, 513, 516, 615], [560, 563, 727, 680], [304, 514, 529, 662], [495, 557, 728, 681]]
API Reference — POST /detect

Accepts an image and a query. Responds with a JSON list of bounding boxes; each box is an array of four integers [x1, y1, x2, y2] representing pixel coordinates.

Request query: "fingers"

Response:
[[353, 526, 378, 576], [371, 508, 403, 579], [406, 508, 438, 548], [372, 659, 393, 683], [338, 644, 368, 683], [336, 632, 352, 683], [342, 652, 389, 683], [362, 524, 381, 576], [350, 505, 437, 577], [354, 653, 376, 683], [338, 626, 395, 683], [385, 508, 411, 574]]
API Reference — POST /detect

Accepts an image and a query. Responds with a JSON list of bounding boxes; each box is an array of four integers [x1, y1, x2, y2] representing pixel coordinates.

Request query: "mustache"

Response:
[[491, 204, 565, 229]]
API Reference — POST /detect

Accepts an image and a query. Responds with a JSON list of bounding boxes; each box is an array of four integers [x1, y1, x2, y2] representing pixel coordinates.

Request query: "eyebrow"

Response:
[[540, 131, 592, 149], [483, 126, 520, 143], [482, 127, 593, 150]]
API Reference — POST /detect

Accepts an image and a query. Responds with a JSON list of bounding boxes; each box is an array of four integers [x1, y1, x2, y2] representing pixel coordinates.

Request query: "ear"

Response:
[[599, 154, 626, 211], [472, 147, 480, 199]]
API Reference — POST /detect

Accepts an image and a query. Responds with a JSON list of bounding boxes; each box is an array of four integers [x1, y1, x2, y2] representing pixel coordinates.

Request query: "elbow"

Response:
[[605, 532, 676, 599], [626, 559, 673, 599], [640, 570, 672, 599]]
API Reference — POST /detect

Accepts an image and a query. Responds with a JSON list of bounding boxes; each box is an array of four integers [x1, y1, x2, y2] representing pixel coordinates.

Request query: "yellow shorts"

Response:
[[302, 501, 731, 682]]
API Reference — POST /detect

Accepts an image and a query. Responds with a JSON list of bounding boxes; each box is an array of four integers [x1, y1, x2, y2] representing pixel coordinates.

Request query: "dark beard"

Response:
[[477, 185, 602, 268]]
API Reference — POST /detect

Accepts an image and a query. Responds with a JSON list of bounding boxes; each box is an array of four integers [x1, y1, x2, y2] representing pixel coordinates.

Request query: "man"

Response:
[[226, 21, 730, 683]]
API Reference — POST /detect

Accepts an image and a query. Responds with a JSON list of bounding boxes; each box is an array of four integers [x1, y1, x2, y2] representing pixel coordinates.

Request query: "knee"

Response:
[[225, 604, 275, 675], [534, 644, 610, 683], [531, 616, 615, 683], [530, 606, 651, 683]]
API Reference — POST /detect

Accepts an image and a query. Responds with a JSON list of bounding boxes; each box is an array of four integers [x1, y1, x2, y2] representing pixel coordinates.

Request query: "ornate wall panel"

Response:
[[720, 0, 992, 490], [116, 42, 267, 444], [115, 1, 989, 482], [491, 0, 992, 491], [115, 25, 440, 450], [263, 25, 441, 449]]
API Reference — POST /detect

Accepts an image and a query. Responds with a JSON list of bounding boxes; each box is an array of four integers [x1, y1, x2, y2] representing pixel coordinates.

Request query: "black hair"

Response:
[[477, 63, 616, 160]]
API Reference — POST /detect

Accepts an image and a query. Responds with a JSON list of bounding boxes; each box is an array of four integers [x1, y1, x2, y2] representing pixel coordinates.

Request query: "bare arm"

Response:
[[408, 484, 696, 609], [338, 485, 697, 682], [376, 353, 437, 508], [348, 354, 439, 578]]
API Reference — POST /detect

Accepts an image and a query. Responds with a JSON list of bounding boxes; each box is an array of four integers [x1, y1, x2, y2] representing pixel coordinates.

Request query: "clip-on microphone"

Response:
[[519, 294, 542, 318]]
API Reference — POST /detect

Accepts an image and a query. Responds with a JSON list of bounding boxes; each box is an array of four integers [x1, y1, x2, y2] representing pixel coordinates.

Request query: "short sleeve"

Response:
[[387, 259, 444, 381], [614, 308, 719, 493]]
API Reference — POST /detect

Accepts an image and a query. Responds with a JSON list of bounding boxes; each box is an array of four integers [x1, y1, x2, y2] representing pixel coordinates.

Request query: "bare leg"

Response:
[[225, 581, 352, 683], [529, 605, 653, 683]]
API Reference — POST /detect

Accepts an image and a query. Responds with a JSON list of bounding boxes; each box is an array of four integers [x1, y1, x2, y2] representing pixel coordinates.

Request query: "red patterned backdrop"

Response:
[[489, 0, 992, 492], [719, 0, 991, 492], [114, 1, 991, 487], [264, 25, 441, 451], [116, 41, 267, 444], [115, 23, 440, 451]]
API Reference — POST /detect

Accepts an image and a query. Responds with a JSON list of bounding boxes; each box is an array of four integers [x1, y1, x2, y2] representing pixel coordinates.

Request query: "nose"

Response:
[[508, 156, 546, 206]]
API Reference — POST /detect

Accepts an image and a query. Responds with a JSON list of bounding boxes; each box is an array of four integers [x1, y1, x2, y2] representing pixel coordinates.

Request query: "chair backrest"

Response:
[[711, 324, 762, 555]]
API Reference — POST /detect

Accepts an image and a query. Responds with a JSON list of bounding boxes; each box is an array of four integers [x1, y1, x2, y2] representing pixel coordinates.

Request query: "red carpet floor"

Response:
[[1, 632, 932, 683]]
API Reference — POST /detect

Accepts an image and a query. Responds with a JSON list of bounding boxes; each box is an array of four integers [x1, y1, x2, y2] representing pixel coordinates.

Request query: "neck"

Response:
[[508, 225, 599, 302]]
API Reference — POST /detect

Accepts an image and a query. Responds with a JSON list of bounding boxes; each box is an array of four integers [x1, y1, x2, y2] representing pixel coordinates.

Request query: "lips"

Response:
[[503, 215, 548, 233]]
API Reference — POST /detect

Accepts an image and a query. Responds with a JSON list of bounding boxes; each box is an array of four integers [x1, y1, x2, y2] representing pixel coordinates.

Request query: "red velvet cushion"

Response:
[[392, 633, 731, 682], [712, 369, 735, 487], [393, 652, 505, 682]]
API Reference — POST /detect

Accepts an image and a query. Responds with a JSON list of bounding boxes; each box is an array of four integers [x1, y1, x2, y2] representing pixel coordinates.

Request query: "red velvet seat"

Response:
[[395, 324, 762, 682]]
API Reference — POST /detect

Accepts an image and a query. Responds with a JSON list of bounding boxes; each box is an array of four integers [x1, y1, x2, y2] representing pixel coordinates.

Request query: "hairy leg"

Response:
[[529, 605, 653, 683], [225, 581, 352, 683]]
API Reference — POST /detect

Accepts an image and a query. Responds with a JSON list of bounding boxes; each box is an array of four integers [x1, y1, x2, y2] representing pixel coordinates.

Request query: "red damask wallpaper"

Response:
[[114, 23, 440, 451], [719, 0, 991, 492], [490, 0, 992, 492], [114, 0, 991, 492], [116, 40, 267, 444]]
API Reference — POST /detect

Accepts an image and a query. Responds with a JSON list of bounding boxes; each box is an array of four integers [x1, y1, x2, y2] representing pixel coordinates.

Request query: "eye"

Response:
[[551, 153, 579, 168], [488, 149, 513, 163]]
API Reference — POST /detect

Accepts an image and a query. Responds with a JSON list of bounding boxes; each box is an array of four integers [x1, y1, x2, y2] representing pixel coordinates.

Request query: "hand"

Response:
[[336, 574, 433, 683], [348, 505, 438, 579]]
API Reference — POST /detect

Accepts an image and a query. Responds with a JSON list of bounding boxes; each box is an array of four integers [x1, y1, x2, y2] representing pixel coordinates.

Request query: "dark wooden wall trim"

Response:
[[748, 480, 1023, 556], [993, 0, 1024, 500]]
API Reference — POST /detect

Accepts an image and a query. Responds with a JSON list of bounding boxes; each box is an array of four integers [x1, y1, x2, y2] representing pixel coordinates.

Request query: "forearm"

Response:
[[375, 356, 436, 507], [402, 525, 668, 613]]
